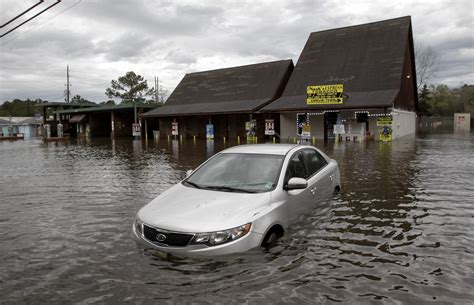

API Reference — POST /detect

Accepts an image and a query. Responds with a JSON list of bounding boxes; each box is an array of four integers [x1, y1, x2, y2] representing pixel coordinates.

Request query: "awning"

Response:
[[69, 114, 87, 123]]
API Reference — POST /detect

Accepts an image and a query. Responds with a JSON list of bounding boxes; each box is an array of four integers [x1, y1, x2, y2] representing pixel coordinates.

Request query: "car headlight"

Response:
[[190, 223, 252, 246], [134, 217, 143, 236]]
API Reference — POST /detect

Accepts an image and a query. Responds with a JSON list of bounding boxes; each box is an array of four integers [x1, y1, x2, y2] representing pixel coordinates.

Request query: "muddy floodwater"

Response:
[[1, 131, 473, 304]]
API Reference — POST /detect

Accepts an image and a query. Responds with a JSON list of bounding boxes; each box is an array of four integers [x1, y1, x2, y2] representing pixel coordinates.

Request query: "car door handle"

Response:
[[310, 187, 317, 194]]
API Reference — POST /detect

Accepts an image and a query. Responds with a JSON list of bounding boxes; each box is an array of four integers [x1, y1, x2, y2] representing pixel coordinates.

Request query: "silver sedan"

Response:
[[133, 144, 340, 256]]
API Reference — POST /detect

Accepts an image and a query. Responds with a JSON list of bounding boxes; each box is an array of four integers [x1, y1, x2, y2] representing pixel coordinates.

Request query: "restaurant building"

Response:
[[141, 60, 294, 140], [261, 16, 418, 142]]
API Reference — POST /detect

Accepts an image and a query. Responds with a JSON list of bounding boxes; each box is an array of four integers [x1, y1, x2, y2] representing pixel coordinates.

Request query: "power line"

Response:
[[0, 0, 82, 46], [0, 0, 62, 38], [0, 1, 44, 29]]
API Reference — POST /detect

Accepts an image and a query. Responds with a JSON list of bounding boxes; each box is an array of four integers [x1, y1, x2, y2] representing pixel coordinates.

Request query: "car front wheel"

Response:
[[261, 226, 284, 248]]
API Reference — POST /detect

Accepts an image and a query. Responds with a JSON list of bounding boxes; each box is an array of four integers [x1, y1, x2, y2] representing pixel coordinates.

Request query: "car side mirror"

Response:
[[286, 177, 308, 190], [186, 170, 193, 178]]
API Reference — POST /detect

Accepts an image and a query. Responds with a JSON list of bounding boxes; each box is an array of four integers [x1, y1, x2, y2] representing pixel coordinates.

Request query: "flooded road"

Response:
[[1, 132, 473, 304]]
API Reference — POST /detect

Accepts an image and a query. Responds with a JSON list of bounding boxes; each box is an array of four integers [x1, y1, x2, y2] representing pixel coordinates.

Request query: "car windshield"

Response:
[[184, 153, 284, 193]]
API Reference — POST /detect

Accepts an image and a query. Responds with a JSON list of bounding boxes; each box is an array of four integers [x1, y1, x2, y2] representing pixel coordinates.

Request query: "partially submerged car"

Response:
[[133, 144, 340, 256]]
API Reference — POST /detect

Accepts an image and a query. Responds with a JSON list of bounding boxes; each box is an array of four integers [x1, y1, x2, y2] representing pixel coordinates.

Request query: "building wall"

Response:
[[113, 111, 134, 137], [90, 112, 111, 137], [280, 113, 295, 141], [157, 114, 279, 141], [280, 113, 326, 142], [17, 125, 35, 138], [0, 125, 35, 137], [0, 126, 11, 136], [391, 108, 416, 139], [309, 115, 325, 140]]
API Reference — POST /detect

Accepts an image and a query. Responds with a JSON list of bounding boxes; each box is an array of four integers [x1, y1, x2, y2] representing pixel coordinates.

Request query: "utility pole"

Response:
[[65, 65, 71, 103], [155, 76, 159, 104]]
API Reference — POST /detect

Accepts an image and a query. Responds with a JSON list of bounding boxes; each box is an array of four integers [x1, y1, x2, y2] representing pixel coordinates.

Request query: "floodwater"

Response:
[[0, 131, 473, 304]]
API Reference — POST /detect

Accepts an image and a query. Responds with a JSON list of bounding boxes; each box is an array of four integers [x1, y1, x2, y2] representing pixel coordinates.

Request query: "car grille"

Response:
[[143, 224, 194, 247]]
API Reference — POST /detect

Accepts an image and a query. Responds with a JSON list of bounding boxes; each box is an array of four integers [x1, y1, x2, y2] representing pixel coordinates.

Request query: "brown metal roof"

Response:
[[141, 60, 293, 117], [69, 114, 87, 123], [262, 16, 414, 112]]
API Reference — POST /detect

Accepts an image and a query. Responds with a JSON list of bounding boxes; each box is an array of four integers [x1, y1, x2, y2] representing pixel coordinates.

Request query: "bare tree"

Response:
[[158, 87, 169, 104], [415, 44, 440, 91]]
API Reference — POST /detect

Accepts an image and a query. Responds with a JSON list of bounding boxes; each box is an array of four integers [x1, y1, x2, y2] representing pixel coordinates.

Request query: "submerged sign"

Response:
[[307, 84, 344, 105], [132, 123, 141, 137], [265, 119, 275, 135], [377, 116, 393, 126], [377, 116, 393, 141], [206, 124, 214, 139], [171, 122, 178, 135]]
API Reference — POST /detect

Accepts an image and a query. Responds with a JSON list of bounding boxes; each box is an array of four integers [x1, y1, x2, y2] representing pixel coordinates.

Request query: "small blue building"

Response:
[[0, 117, 41, 138]]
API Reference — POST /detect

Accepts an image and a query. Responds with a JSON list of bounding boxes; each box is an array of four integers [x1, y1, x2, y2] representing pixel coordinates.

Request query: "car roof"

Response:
[[221, 144, 300, 155]]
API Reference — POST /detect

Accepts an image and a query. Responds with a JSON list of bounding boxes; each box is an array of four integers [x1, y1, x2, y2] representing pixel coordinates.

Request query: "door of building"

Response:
[[324, 112, 338, 140]]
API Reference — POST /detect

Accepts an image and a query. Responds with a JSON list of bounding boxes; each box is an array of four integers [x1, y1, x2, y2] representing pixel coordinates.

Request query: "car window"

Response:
[[302, 149, 328, 177], [186, 153, 284, 193], [285, 152, 308, 183]]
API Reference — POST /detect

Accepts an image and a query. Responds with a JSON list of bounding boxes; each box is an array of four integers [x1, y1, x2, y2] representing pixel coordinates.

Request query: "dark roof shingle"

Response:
[[262, 16, 413, 112], [142, 59, 293, 117]]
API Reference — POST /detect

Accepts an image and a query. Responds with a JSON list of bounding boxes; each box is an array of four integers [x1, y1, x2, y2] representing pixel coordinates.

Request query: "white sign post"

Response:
[[132, 123, 141, 137], [265, 119, 275, 135], [171, 122, 178, 136]]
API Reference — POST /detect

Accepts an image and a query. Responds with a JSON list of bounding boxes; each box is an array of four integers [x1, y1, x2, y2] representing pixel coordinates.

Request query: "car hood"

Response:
[[138, 183, 271, 232]]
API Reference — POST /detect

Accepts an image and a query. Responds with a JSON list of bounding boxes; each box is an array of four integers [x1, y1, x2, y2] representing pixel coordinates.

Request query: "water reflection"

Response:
[[0, 133, 473, 304]]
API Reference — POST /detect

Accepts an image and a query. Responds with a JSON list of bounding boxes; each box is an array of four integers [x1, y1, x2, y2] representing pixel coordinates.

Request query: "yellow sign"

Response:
[[307, 84, 344, 105], [379, 126, 392, 142], [302, 123, 311, 137], [377, 116, 393, 126]]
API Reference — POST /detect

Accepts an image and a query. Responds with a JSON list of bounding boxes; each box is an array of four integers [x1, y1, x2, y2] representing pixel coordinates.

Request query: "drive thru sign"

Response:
[[307, 84, 344, 105]]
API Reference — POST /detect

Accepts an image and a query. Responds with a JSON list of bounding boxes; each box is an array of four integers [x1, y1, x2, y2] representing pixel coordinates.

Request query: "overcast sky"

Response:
[[0, 0, 473, 103]]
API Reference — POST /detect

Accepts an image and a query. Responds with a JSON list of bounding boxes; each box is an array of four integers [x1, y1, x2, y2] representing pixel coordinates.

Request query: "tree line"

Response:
[[0, 71, 168, 117], [418, 84, 474, 117]]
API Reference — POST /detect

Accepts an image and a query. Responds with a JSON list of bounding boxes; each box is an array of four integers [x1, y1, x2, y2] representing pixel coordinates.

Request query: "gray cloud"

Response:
[[1, 0, 473, 103], [165, 49, 197, 64]]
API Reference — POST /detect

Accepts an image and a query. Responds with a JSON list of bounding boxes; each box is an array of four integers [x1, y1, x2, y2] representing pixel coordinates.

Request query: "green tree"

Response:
[[100, 100, 116, 106], [430, 84, 452, 116], [418, 84, 432, 116], [70, 94, 94, 104], [452, 85, 474, 113], [105, 71, 155, 104], [0, 98, 38, 116]]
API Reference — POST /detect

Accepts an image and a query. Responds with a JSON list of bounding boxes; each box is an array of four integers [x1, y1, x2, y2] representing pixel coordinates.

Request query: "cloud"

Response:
[[165, 49, 197, 65], [1, 0, 473, 103]]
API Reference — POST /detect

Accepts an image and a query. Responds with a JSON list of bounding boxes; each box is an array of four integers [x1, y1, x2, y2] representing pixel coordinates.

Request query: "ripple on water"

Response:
[[0, 134, 473, 304]]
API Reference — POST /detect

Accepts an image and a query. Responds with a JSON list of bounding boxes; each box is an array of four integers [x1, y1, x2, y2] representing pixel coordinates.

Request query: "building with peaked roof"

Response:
[[262, 16, 417, 142], [141, 60, 294, 140]]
